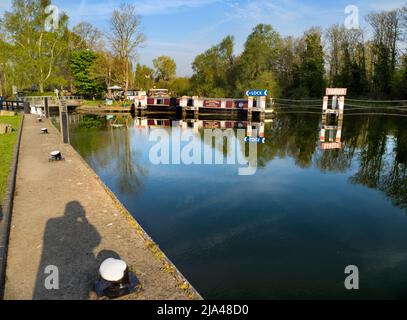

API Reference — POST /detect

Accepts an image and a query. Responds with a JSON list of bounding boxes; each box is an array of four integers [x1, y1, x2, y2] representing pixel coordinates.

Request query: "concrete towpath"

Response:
[[4, 115, 200, 300]]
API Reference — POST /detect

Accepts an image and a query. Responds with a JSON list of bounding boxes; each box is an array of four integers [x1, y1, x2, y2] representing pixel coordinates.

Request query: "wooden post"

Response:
[[23, 102, 30, 114], [44, 97, 50, 118], [59, 98, 70, 144]]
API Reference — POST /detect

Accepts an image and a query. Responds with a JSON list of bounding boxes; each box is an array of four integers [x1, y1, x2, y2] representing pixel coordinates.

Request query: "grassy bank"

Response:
[[81, 99, 132, 107], [0, 115, 21, 201]]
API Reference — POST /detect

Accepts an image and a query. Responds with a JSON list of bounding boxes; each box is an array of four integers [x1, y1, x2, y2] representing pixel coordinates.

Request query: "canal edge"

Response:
[[0, 114, 24, 299], [49, 118, 203, 300]]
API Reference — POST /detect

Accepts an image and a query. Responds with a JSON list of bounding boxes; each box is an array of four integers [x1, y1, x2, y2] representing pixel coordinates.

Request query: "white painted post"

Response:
[[192, 96, 200, 110], [322, 96, 328, 112], [259, 123, 265, 138], [180, 96, 188, 108], [332, 96, 338, 109], [320, 128, 326, 142], [257, 96, 266, 111], [336, 127, 342, 143], [247, 123, 253, 137], [338, 96, 345, 113], [248, 97, 254, 110]]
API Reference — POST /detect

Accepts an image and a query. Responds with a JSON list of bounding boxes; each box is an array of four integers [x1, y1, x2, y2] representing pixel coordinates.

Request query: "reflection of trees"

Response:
[[259, 113, 407, 212], [70, 115, 147, 195], [314, 148, 352, 172], [71, 113, 407, 212], [349, 116, 407, 211], [314, 115, 364, 173], [109, 120, 147, 195], [349, 116, 388, 188], [257, 114, 320, 168]]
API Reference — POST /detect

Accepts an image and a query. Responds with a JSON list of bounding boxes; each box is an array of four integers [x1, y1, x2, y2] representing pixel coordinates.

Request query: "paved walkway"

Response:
[[5, 115, 199, 300]]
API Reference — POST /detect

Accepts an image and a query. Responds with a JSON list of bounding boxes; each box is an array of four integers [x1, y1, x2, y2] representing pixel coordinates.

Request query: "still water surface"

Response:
[[68, 112, 407, 299]]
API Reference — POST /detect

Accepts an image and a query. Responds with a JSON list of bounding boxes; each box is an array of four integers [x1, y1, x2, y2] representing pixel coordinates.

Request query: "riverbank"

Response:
[[4, 115, 201, 300]]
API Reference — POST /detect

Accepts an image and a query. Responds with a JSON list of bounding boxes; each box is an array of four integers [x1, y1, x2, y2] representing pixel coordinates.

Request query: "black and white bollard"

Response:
[[95, 258, 140, 299], [49, 150, 63, 161], [41, 128, 48, 134]]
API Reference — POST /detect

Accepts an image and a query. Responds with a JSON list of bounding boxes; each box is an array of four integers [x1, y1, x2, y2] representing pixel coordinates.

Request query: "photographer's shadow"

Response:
[[33, 201, 101, 300]]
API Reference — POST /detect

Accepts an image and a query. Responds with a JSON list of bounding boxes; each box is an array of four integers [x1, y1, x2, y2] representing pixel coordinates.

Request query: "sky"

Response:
[[0, 0, 406, 76]]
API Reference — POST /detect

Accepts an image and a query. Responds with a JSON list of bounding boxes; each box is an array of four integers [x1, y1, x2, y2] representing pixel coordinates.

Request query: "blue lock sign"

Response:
[[246, 90, 268, 97], [244, 137, 266, 144]]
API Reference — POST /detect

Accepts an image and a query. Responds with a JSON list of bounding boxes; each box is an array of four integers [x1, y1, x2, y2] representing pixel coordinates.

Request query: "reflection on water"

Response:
[[68, 112, 407, 299]]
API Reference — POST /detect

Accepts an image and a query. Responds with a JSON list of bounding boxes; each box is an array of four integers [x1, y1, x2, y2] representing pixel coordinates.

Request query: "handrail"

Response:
[[20, 96, 83, 106]]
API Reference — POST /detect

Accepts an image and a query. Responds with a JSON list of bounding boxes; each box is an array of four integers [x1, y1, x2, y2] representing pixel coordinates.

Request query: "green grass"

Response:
[[81, 99, 132, 107], [81, 99, 105, 107], [0, 115, 22, 202]]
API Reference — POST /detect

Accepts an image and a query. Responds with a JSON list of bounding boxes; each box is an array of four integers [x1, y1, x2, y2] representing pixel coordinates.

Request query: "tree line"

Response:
[[0, 0, 406, 99]]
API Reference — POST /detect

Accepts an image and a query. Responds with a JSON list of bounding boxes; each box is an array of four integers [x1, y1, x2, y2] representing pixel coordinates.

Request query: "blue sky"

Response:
[[1, 0, 406, 75]]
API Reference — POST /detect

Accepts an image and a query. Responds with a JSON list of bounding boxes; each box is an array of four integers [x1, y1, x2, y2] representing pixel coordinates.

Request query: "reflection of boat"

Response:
[[133, 115, 268, 142]]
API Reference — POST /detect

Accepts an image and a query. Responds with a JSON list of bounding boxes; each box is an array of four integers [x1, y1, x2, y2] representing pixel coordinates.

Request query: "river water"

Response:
[[68, 112, 407, 299]]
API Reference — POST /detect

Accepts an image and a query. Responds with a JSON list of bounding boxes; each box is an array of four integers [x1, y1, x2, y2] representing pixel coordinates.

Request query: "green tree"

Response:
[[70, 50, 103, 96], [191, 36, 235, 97], [4, 0, 69, 93], [367, 9, 403, 97], [134, 63, 154, 89], [299, 28, 325, 97], [153, 56, 176, 82], [168, 77, 191, 96], [235, 24, 282, 97], [109, 4, 144, 94]]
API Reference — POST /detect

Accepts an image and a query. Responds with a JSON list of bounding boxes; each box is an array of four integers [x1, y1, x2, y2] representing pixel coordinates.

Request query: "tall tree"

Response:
[[367, 9, 403, 97], [235, 24, 282, 97], [4, 0, 69, 93], [70, 50, 103, 97], [191, 36, 235, 97], [299, 28, 325, 97], [153, 56, 176, 82], [72, 21, 104, 51], [109, 3, 144, 95], [134, 63, 154, 89]]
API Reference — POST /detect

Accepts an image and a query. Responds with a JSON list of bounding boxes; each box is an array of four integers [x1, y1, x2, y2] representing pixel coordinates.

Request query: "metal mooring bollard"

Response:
[[95, 258, 140, 299], [49, 150, 63, 161]]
